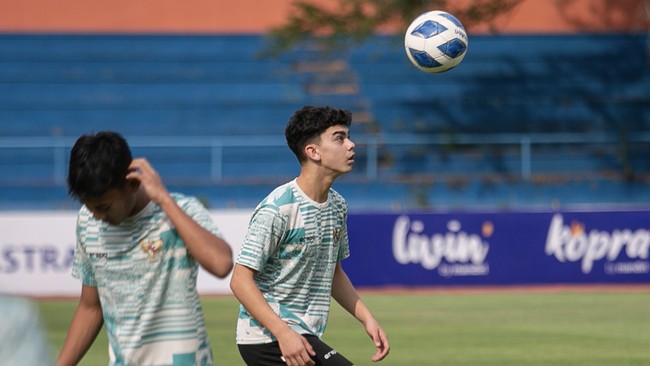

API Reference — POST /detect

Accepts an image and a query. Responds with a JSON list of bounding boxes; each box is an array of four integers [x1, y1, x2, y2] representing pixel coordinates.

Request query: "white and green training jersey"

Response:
[[235, 179, 350, 345], [72, 193, 221, 366]]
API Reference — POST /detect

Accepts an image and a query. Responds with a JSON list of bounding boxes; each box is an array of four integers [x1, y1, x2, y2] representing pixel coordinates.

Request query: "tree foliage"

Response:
[[266, 0, 522, 55]]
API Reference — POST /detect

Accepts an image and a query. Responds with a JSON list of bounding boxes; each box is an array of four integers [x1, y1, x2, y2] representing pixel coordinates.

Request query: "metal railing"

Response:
[[1, 132, 649, 185]]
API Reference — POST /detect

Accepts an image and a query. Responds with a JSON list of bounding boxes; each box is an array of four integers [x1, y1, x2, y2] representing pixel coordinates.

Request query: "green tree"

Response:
[[266, 0, 522, 54]]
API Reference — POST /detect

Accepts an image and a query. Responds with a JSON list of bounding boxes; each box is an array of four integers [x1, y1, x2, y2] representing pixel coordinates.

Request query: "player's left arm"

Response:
[[331, 262, 390, 362], [127, 158, 234, 278]]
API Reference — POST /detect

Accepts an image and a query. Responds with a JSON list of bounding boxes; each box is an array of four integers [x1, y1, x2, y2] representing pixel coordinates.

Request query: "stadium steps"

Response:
[[0, 34, 648, 210], [0, 34, 309, 138], [289, 55, 378, 134], [348, 34, 650, 134]]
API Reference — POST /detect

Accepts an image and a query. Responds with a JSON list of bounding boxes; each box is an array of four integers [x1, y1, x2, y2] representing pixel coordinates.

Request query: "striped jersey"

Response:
[[72, 193, 221, 366], [235, 179, 350, 344]]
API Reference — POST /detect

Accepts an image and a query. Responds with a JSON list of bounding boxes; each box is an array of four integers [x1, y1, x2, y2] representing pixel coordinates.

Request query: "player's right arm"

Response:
[[230, 264, 316, 366], [56, 285, 104, 366]]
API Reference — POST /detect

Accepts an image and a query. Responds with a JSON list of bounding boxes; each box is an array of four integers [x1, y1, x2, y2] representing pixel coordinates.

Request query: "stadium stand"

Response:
[[0, 34, 648, 210]]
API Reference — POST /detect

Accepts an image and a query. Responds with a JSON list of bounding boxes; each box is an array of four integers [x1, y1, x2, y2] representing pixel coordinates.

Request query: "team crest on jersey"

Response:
[[333, 228, 341, 244], [140, 239, 163, 260]]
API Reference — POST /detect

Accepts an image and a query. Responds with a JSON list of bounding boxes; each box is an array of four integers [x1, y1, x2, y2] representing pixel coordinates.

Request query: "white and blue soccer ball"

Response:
[[404, 10, 469, 73]]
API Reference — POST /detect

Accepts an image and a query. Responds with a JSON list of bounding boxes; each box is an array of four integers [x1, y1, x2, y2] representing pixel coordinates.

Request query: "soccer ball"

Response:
[[404, 10, 469, 73]]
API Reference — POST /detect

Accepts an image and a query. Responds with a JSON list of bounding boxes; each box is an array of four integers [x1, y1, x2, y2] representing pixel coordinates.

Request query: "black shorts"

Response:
[[238, 335, 354, 366]]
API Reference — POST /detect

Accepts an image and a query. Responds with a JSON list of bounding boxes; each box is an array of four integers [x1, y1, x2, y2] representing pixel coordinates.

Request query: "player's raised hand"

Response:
[[126, 158, 170, 205]]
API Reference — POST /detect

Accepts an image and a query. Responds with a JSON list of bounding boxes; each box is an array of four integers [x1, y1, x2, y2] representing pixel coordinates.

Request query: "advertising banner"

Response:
[[343, 210, 650, 287], [1, 209, 648, 296], [0, 210, 249, 297]]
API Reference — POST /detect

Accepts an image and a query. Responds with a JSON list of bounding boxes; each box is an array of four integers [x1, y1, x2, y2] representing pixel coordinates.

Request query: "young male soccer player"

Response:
[[230, 106, 390, 366], [56, 131, 234, 366]]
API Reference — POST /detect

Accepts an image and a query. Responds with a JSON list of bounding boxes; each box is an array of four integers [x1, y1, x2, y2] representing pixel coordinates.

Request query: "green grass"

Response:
[[39, 290, 650, 366]]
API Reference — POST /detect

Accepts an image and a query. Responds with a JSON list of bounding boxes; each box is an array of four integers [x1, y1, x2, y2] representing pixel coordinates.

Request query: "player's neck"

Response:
[[295, 172, 334, 203], [130, 187, 152, 216]]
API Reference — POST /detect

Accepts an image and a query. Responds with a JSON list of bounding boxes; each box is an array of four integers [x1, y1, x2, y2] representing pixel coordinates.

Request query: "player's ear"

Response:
[[126, 178, 140, 192], [304, 144, 320, 161]]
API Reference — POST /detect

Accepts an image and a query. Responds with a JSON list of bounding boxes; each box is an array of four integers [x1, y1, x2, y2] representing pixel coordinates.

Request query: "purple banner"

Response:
[[343, 210, 650, 287]]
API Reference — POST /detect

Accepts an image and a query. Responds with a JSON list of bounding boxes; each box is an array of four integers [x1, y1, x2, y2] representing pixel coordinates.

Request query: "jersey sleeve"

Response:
[[236, 204, 286, 273], [176, 195, 224, 238], [71, 212, 97, 287], [338, 204, 351, 261]]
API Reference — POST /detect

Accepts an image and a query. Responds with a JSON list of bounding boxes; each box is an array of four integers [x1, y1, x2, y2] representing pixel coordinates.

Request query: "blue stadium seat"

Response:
[[0, 33, 648, 210]]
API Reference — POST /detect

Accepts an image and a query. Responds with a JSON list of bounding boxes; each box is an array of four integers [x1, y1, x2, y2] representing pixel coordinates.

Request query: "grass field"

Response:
[[39, 288, 650, 366]]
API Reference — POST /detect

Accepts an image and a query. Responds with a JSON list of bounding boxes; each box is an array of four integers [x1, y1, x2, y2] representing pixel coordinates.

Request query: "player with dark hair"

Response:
[[230, 106, 390, 366], [57, 131, 233, 366]]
